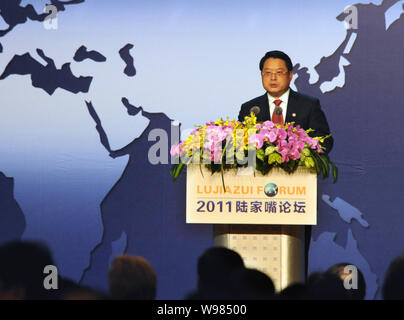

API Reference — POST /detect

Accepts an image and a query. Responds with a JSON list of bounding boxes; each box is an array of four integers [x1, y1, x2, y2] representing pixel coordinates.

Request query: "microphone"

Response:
[[274, 106, 283, 116], [250, 106, 260, 115]]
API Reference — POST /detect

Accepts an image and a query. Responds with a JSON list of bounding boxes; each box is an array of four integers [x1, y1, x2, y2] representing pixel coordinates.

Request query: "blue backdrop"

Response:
[[1, 0, 404, 299]]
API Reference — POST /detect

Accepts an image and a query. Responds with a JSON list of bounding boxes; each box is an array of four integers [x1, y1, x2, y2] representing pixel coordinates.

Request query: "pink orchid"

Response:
[[276, 128, 287, 141], [307, 137, 319, 149], [203, 140, 214, 150], [296, 126, 307, 138], [276, 139, 302, 162], [289, 144, 302, 160], [170, 143, 182, 157], [257, 129, 277, 143], [206, 126, 232, 143], [288, 135, 305, 151], [212, 148, 223, 163], [249, 133, 265, 149], [262, 121, 276, 130], [204, 142, 223, 162], [279, 147, 290, 162]]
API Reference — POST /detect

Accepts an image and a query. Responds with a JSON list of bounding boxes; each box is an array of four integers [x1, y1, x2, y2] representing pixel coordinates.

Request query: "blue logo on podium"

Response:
[[264, 183, 278, 197]]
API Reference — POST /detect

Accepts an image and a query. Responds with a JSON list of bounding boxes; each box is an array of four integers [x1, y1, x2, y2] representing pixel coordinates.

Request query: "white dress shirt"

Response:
[[267, 89, 290, 122]]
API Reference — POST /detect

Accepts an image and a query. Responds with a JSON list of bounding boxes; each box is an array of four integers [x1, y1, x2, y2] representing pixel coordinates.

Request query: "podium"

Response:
[[186, 165, 317, 292]]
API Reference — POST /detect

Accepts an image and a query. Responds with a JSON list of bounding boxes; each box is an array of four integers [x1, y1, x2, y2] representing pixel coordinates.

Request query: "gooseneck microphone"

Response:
[[250, 106, 260, 115]]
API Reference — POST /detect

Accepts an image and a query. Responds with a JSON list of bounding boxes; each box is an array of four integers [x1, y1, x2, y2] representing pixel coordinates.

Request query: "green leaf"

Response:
[[287, 159, 297, 172], [220, 161, 226, 192], [265, 145, 277, 156], [170, 165, 177, 178], [310, 151, 322, 175], [318, 154, 330, 178], [256, 158, 271, 175], [304, 156, 315, 168], [302, 147, 310, 157], [199, 161, 204, 178], [209, 164, 221, 174], [311, 151, 326, 178], [171, 162, 185, 181], [329, 159, 339, 183], [257, 149, 265, 161], [311, 149, 328, 177], [268, 152, 282, 165]]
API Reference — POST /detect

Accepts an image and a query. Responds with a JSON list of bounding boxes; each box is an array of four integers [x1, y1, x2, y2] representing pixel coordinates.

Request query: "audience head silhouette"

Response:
[[58, 276, 108, 300], [196, 246, 245, 299], [326, 262, 366, 300], [108, 254, 157, 300], [307, 271, 350, 300], [382, 254, 404, 300], [230, 267, 275, 300], [277, 283, 308, 300], [3, 238, 404, 300], [0, 240, 55, 300]]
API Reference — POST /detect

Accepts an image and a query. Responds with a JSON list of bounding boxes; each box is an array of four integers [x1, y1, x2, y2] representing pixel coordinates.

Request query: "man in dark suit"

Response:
[[238, 50, 334, 279], [238, 50, 333, 153]]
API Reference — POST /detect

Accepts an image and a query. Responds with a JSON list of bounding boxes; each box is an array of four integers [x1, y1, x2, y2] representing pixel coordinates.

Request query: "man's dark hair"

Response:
[[109, 255, 157, 300], [230, 268, 275, 300], [277, 282, 307, 300], [259, 50, 293, 72], [307, 271, 351, 300], [196, 246, 245, 299], [0, 240, 55, 299], [59, 277, 108, 300], [197, 246, 244, 285]]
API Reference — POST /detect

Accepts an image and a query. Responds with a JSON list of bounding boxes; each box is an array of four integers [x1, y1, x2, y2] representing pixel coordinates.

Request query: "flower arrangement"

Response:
[[170, 113, 337, 186]]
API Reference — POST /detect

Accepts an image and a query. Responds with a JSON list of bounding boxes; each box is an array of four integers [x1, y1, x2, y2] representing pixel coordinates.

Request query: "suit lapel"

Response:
[[286, 89, 299, 123], [257, 93, 270, 122]]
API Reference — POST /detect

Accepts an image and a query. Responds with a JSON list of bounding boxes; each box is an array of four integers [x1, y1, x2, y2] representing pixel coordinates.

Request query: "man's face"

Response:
[[261, 58, 293, 98]]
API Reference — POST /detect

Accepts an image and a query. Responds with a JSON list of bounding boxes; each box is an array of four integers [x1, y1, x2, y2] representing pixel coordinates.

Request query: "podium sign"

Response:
[[186, 164, 317, 291], [186, 165, 317, 225]]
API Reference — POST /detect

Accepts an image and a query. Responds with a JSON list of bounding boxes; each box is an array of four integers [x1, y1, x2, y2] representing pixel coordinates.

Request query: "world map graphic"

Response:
[[1, 0, 404, 299]]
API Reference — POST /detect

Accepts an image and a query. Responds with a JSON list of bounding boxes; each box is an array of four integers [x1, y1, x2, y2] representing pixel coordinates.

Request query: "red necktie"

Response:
[[272, 99, 284, 125]]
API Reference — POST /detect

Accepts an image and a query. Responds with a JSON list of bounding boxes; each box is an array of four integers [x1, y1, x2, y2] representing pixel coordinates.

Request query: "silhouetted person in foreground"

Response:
[[382, 254, 404, 300], [277, 283, 308, 300], [230, 268, 275, 300], [0, 240, 56, 300], [58, 277, 108, 300], [187, 246, 245, 300], [327, 262, 366, 300], [108, 255, 157, 300], [307, 272, 350, 300]]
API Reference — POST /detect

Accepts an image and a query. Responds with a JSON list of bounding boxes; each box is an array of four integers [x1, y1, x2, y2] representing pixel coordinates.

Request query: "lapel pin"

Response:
[[292, 113, 296, 117]]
